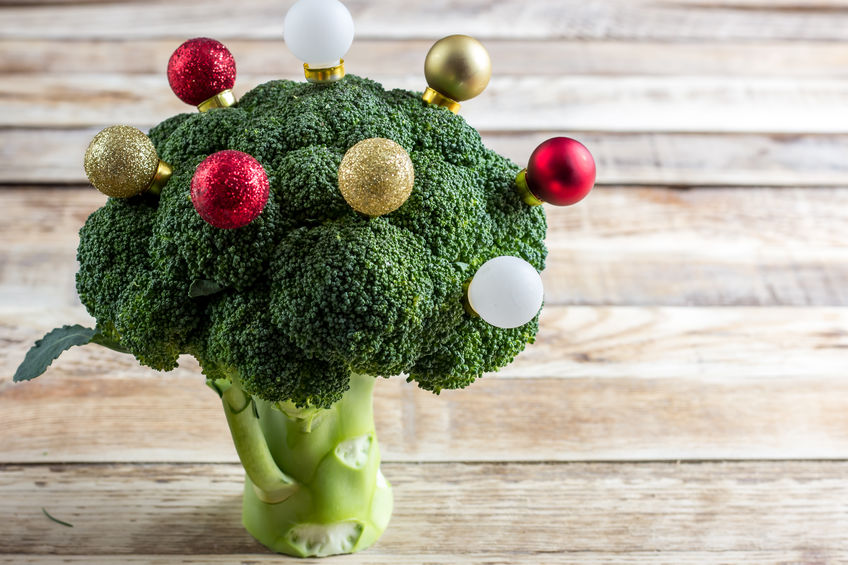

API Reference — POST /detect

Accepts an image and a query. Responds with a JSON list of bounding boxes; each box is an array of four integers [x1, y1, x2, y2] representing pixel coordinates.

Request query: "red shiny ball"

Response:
[[191, 150, 269, 229], [168, 38, 236, 106], [526, 137, 596, 206]]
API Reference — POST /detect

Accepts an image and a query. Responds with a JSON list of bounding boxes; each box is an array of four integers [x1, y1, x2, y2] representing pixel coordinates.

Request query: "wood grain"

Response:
[[6, 73, 848, 134], [4, 553, 845, 565], [5, 39, 848, 78], [2, 462, 847, 555], [3, 0, 848, 561], [5, 0, 848, 41], [3, 304, 848, 463], [1, 186, 846, 307], [8, 129, 848, 187]]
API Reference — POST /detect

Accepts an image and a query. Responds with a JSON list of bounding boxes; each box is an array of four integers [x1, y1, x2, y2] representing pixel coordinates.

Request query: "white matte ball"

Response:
[[468, 256, 544, 329], [284, 0, 355, 68]]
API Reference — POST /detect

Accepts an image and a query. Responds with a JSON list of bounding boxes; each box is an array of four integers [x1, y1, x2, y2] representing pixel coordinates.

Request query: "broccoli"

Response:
[[15, 75, 547, 557]]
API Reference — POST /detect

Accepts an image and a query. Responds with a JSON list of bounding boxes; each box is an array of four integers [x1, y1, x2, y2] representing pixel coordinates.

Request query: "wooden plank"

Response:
[[1, 186, 847, 307], [5, 552, 846, 565], [8, 129, 848, 187], [5, 304, 848, 383], [6, 74, 848, 133], [1, 462, 847, 555], [3, 305, 848, 463], [6, 39, 848, 78], [5, 0, 848, 41]]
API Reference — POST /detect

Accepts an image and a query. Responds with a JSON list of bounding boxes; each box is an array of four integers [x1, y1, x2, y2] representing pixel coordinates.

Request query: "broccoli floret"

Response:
[[149, 170, 286, 290], [269, 218, 433, 379], [202, 284, 349, 408], [73, 74, 547, 399]]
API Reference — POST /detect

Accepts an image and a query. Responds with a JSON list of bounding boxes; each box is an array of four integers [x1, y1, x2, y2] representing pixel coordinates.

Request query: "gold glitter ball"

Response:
[[84, 125, 160, 198], [338, 138, 414, 217]]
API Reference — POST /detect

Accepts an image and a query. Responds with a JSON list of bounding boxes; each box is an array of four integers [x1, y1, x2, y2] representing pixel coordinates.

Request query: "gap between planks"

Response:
[[2, 552, 847, 564], [1, 462, 847, 556]]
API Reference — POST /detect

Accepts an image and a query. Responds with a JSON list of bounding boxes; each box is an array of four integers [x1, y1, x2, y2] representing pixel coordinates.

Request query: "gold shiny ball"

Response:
[[84, 125, 160, 198], [338, 138, 415, 217], [424, 34, 492, 102]]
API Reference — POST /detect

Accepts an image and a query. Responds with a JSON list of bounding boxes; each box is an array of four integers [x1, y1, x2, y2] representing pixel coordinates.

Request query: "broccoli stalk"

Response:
[[233, 373, 391, 556], [15, 75, 546, 557]]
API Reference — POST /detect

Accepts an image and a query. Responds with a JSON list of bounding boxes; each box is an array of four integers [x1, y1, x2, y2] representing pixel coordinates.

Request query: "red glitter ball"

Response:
[[526, 137, 596, 206], [168, 38, 236, 106], [191, 150, 269, 229]]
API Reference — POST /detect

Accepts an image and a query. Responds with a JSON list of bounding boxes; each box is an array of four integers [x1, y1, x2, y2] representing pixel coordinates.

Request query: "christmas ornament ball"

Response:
[[191, 150, 269, 229], [424, 35, 491, 102], [526, 137, 595, 206], [168, 38, 236, 106], [284, 0, 354, 68], [84, 125, 160, 198], [468, 256, 544, 329], [338, 138, 415, 217]]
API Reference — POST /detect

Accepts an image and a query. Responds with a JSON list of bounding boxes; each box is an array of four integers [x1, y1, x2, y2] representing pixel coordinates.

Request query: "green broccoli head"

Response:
[[76, 75, 547, 407]]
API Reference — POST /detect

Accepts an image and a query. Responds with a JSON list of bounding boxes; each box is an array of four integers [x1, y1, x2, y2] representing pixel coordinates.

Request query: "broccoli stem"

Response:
[[221, 379, 299, 504], [229, 373, 393, 557]]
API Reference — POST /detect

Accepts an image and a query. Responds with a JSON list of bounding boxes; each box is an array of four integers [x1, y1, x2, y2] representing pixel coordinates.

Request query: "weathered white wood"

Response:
[[7, 129, 848, 187], [4, 0, 848, 41], [4, 553, 845, 565], [3, 304, 848, 463], [5, 39, 848, 78], [2, 186, 848, 307], [6, 74, 848, 133], [2, 462, 847, 555], [5, 304, 848, 383]]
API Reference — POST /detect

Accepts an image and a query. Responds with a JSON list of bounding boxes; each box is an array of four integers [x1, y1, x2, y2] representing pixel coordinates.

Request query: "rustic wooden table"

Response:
[[2, 1, 848, 563]]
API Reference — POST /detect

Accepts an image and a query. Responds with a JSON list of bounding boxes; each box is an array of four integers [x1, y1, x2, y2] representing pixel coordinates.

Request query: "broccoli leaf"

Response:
[[13, 324, 102, 382], [14, 325, 126, 381], [14, 325, 97, 382], [189, 279, 225, 298]]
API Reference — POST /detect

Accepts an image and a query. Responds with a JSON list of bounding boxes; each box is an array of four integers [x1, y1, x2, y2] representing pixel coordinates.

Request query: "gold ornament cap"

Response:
[[84, 125, 169, 198], [197, 89, 236, 112], [423, 34, 492, 112], [338, 138, 415, 217], [515, 169, 543, 206], [304, 60, 346, 83]]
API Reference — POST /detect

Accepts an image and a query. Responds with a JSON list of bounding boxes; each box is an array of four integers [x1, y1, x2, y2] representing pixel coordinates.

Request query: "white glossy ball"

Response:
[[284, 0, 355, 68], [468, 256, 544, 329]]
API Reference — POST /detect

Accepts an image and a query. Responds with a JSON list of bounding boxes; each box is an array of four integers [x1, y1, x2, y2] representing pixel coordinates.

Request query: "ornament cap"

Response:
[[147, 160, 173, 196], [461, 278, 479, 317], [197, 89, 236, 112], [515, 169, 543, 206], [422, 86, 461, 114], [304, 60, 346, 83]]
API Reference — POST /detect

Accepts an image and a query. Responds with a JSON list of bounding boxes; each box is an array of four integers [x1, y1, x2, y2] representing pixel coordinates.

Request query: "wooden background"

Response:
[[2, 0, 848, 563]]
